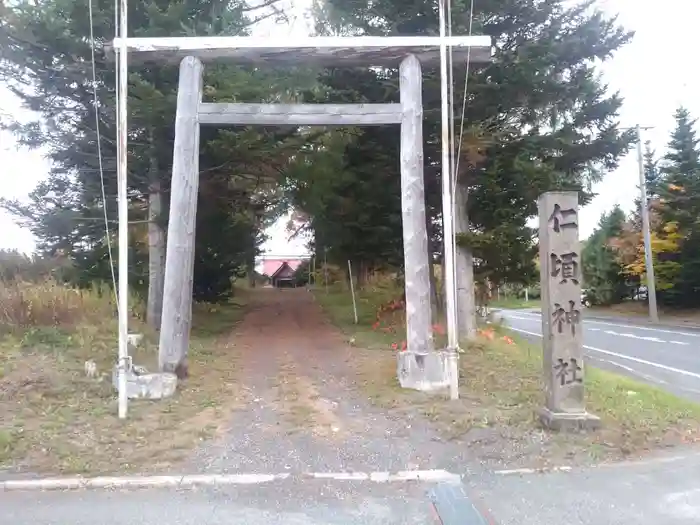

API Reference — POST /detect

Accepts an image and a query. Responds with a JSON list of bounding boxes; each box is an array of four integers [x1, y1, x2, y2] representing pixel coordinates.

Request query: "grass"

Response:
[[0, 279, 248, 475], [314, 284, 700, 464], [489, 297, 541, 309]]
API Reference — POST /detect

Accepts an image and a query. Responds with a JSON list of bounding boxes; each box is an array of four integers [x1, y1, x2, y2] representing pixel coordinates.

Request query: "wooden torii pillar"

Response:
[[114, 36, 492, 390]]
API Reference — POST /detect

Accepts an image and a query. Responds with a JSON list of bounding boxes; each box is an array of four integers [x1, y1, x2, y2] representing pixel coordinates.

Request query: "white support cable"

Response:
[[453, 0, 475, 179], [87, 0, 118, 303], [449, 0, 475, 345]]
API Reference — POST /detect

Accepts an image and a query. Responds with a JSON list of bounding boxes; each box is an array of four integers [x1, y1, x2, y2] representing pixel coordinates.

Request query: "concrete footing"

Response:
[[112, 366, 178, 399], [397, 350, 451, 391], [538, 407, 601, 432]]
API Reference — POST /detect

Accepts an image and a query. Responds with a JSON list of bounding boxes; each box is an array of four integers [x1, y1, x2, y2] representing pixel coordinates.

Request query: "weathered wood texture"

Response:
[[158, 56, 203, 377], [397, 54, 447, 391], [454, 181, 476, 340], [147, 180, 165, 330], [198, 103, 403, 126], [109, 36, 493, 66], [146, 128, 165, 331]]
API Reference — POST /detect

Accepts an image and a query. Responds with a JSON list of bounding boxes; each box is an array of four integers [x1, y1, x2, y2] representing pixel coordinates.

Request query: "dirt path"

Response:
[[191, 288, 475, 475]]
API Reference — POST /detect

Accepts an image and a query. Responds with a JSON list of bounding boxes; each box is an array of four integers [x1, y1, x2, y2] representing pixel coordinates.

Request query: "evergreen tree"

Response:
[[658, 107, 700, 230], [582, 206, 628, 305], [644, 141, 661, 198], [656, 107, 700, 306], [309, 0, 635, 288], [0, 0, 294, 316]]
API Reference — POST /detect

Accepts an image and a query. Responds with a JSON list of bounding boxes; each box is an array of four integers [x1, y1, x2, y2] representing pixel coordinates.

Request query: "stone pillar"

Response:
[[396, 54, 449, 391], [538, 191, 600, 431]]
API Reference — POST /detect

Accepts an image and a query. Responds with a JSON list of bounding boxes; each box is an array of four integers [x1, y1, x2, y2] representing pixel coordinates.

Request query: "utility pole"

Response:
[[116, 0, 130, 419], [438, 0, 459, 401], [635, 124, 659, 323]]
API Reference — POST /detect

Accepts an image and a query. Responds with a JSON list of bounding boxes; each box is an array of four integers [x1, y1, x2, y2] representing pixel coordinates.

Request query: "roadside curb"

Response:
[[1, 469, 462, 492]]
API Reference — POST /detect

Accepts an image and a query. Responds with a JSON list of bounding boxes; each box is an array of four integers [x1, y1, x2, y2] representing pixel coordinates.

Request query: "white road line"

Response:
[[603, 330, 664, 343], [507, 326, 700, 380], [671, 341, 691, 346], [1, 470, 462, 491], [1, 473, 291, 491], [494, 466, 572, 476], [589, 355, 668, 385], [313, 470, 461, 483], [504, 310, 700, 338]]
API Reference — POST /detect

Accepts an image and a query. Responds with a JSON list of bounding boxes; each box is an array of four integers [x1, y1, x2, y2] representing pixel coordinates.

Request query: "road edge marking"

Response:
[[504, 310, 700, 338], [506, 326, 700, 380], [1, 470, 463, 491]]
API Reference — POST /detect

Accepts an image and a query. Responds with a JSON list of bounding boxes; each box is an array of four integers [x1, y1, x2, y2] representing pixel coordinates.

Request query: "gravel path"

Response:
[[190, 288, 480, 475]]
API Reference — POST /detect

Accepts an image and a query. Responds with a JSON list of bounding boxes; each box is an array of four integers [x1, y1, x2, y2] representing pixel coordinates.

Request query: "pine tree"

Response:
[[309, 0, 635, 331], [644, 141, 661, 198], [658, 106, 700, 230], [582, 206, 628, 305], [655, 107, 700, 305], [0, 0, 295, 320]]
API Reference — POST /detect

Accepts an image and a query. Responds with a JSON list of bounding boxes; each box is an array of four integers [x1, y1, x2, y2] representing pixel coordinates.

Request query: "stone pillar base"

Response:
[[538, 407, 601, 432], [397, 350, 452, 391]]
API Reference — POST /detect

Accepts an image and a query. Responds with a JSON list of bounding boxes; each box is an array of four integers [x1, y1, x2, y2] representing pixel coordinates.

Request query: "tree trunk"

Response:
[[426, 210, 441, 320], [355, 260, 367, 289], [455, 181, 477, 340], [146, 133, 166, 331], [247, 258, 256, 288]]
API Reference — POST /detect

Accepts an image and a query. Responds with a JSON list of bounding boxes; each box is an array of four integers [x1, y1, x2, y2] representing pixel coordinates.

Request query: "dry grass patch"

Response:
[[271, 357, 343, 437], [0, 280, 247, 476], [315, 286, 700, 466]]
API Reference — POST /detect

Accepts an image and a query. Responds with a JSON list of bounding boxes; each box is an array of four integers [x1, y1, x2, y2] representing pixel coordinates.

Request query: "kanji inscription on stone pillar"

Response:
[[538, 191, 600, 431]]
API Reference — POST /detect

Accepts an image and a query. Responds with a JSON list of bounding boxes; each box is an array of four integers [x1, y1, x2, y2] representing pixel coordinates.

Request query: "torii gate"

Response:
[[113, 35, 492, 394]]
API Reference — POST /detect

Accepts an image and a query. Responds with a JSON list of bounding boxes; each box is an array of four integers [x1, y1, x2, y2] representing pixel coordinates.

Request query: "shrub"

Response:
[[0, 249, 72, 283], [0, 279, 118, 333]]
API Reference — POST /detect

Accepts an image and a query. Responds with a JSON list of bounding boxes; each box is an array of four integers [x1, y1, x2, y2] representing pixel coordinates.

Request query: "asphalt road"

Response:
[[499, 309, 700, 401], [5, 451, 700, 525]]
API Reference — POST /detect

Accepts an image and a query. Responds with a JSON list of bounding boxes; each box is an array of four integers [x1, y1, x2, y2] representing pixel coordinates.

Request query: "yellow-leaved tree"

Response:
[[609, 216, 682, 291]]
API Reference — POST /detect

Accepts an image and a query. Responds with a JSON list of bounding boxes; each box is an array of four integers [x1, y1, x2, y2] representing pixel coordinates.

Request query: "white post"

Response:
[[347, 260, 358, 324], [525, 288, 529, 302], [636, 125, 659, 323], [438, 0, 459, 400], [116, 0, 129, 420]]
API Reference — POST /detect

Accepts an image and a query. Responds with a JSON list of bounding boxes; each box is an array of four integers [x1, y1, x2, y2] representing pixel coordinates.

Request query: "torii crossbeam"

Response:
[[111, 34, 492, 398]]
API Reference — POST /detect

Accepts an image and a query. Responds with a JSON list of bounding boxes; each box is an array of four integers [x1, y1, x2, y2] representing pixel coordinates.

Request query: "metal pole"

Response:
[[438, 0, 459, 400], [116, 0, 129, 419], [636, 124, 659, 323], [324, 247, 328, 294]]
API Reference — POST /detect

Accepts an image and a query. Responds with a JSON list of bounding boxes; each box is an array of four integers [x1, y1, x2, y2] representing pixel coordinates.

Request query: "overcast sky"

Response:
[[0, 0, 696, 255]]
